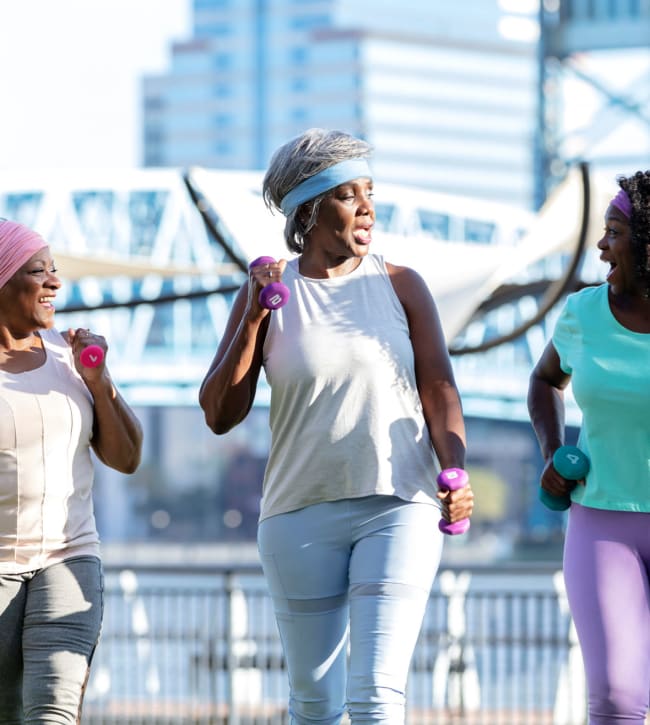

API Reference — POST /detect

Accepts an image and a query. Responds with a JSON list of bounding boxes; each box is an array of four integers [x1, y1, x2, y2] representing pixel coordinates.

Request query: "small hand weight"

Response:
[[249, 256, 290, 310], [437, 468, 471, 535], [539, 445, 590, 511]]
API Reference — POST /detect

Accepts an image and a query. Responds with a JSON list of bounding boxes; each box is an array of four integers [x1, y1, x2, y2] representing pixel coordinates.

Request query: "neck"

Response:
[[299, 249, 363, 279], [608, 288, 650, 332], [0, 328, 40, 353]]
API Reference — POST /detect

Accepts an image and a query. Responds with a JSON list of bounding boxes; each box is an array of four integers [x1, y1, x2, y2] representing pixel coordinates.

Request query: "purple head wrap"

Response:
[[610, 188, 632, 218]]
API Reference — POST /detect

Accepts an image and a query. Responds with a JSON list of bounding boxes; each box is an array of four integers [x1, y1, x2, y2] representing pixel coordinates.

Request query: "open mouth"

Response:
[[354, 227, 372, 244], [39, 295, 56, 309]]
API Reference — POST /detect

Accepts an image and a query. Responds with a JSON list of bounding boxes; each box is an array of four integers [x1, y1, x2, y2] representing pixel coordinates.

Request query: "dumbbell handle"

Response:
[[437, 468, 470, 535], [249, 256, 290, 310], [539, 445, 590, 511], [80, 344, 104, 368]]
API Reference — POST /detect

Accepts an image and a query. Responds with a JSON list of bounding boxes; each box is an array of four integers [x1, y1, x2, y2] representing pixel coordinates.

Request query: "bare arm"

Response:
[[68, 328, 143, 474], [88, 378, 143, 473], [527, 341, 575, 496], [198, 259, 286, 434], [388, 263, 473, 523]]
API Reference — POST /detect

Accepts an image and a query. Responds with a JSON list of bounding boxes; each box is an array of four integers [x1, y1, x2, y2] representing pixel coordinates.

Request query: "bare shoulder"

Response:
[[385, 261, 432, 307]]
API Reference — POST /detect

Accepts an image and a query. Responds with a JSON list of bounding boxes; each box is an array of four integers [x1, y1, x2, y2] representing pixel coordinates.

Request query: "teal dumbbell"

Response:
[[539, 445, 590, 511]]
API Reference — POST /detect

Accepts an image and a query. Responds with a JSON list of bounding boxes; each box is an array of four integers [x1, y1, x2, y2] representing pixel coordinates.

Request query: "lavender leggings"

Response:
[[563, 504, 650, 724]]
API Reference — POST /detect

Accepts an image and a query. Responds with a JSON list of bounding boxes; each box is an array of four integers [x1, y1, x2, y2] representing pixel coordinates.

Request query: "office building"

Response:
[[143, 0, 540, 208]]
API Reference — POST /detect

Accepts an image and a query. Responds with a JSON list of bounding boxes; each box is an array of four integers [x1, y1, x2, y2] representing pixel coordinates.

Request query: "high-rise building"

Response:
[[142, 0, 540, 208]]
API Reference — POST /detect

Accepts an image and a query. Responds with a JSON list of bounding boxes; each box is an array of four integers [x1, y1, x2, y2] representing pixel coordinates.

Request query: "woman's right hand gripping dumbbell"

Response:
[[248, 256, 290, 312]]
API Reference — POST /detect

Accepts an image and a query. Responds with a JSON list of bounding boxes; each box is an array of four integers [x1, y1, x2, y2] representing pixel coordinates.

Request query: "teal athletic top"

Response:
[[552, 284, 650, 512]]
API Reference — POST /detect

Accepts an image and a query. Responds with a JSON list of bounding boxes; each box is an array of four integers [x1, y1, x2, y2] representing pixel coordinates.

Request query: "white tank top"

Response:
[[260, 254, 440, 520], [0, 328, 99, 573]]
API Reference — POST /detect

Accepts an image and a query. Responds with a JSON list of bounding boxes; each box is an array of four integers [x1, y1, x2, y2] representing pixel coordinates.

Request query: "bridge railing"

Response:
[[82, 562, 586, 725]]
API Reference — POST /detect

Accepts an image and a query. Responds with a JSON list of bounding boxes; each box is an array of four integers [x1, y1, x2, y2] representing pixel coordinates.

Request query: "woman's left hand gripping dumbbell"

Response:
[[437, 468, 474, 535], [248, 256, 290, 312], [68, 327, 107, 378]]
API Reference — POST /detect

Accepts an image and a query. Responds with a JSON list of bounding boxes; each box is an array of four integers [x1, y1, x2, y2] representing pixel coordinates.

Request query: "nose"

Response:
[[358, 193, 374, 217], [45, 270, 62, 288], [596, 231, 608, 251]]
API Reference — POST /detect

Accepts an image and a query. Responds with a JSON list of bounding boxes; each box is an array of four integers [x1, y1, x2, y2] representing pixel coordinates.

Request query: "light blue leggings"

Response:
[[257, 495, 443, 724], [0, 556, 103, 724], [564, 504, 650, 724]]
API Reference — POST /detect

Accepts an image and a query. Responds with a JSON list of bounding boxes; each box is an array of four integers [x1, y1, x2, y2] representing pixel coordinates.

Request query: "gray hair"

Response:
[[262, 128, 373, 253]]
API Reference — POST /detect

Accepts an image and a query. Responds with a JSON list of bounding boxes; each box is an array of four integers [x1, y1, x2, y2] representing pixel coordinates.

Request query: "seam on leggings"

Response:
[[285, 593, 348, 614], [350, 580, 433, 598]]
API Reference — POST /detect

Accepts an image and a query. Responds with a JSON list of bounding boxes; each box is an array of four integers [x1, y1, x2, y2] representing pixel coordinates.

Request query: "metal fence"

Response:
[[82, 563, 587, 725]]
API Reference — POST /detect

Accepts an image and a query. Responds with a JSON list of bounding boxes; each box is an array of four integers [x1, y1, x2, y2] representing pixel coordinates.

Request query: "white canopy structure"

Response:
[[187, 163, 609, 341], [0, 164, 612, 416]]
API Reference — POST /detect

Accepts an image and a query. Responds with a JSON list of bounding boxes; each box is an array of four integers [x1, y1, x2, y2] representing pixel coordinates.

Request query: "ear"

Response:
[[298, 200, 315, 227]]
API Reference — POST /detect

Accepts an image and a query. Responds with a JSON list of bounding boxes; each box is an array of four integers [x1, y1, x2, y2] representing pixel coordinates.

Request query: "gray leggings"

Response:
[[0, 556, 103, 724]]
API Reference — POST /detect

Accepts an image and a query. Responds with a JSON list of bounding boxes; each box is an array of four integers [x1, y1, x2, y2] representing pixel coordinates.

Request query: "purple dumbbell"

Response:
[[249, 256, 290, 310], [437, 468, 471, 535]]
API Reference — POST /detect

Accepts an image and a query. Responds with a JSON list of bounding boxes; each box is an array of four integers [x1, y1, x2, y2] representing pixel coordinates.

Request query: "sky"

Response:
[[0, 0, 191, 169], [0, 1, 646, 173]]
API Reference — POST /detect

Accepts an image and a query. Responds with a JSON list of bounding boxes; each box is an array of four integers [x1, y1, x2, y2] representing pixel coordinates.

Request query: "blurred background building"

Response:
[[1, 0, 648, 563], [142, 0, 540, 206], [142, 0, 650, 209]]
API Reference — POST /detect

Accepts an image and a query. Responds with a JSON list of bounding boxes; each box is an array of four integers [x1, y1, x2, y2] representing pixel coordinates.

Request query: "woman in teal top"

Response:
[[528, 170, 650, 724]]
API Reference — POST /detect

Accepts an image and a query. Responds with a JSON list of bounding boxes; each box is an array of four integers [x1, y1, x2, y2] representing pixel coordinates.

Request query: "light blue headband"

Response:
[[279, 158, 372, 215]]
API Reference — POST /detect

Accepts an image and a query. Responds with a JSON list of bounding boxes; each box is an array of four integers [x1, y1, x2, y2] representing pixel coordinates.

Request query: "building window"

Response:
[[213, 84, 232, 98], [291, 77, 308, 92], [213, 113, 233, 128], [290, 47, 308, 64], [195, 0, 230, 7], [144, 96, 165, 111], [373, 203, 395, 232], [463, 218, 496, 244], [289, 14, 329, 30], [214, 53, 231, 70], [416, 210, 450, 240]]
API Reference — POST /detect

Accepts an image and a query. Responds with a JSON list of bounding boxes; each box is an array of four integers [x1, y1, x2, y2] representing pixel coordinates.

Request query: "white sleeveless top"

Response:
[[260, 254, 440, 520], [0, 328, 99, 573]]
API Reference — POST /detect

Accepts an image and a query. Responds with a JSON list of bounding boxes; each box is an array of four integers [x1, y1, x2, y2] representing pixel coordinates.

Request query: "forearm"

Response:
[[527, 374, 565, 459], [424, 382, 467, 470], [199, 315, 264, 434], [88, 375, 143, 473]]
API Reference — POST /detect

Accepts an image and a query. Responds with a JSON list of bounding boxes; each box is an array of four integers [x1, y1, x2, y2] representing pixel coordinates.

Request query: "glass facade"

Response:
[[142, 0, 539, 208]]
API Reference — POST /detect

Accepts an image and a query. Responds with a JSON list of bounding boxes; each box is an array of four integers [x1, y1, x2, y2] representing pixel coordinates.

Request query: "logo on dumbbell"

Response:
[[266, 292, 284, 308]]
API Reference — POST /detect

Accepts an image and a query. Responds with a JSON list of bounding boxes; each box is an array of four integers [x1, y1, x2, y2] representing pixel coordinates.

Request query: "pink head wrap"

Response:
[[0, 220, 48, 289], [610, 188, 632, 218]]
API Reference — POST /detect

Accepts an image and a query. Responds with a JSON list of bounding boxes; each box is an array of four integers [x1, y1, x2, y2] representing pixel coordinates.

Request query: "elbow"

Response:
[[119, 437, 144, 474], [199, 393, 221, 434], [199, 389, 239, 435], [99, 447, 142, 475], [203, 411, 235, 436], [118, 456, 141, 475], [120, 424, 144, 474]]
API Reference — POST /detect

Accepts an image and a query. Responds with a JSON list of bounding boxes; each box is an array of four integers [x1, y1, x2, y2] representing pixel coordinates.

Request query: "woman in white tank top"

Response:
[[0, 219, 143, 723], [200, 129, 474, 724]]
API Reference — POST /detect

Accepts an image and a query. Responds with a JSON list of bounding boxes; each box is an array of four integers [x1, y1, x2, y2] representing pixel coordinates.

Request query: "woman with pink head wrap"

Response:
[[0, 220, 48, 289], [528, 171, 650, 724], [0, 219, 144, 722]]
